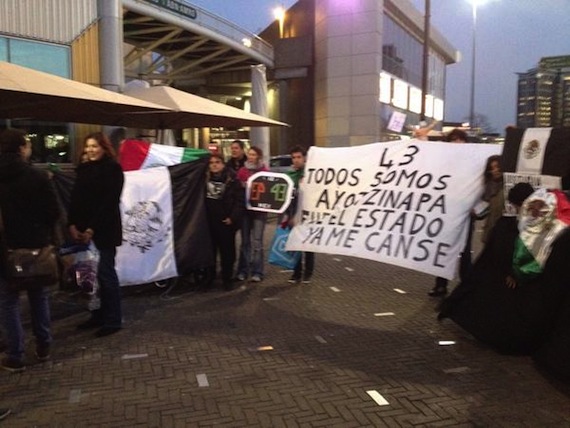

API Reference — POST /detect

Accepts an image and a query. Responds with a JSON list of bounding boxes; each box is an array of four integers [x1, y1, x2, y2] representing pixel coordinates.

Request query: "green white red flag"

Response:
[[513, 189, 570, 282], [119, 139, 209, 171]]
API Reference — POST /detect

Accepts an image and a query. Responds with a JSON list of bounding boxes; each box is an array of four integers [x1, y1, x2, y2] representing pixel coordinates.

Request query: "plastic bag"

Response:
[[268, 227, 301, 270], [59, 242, 100, 295]]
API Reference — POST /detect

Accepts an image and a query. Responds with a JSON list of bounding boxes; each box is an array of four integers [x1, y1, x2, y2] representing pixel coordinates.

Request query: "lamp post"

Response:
[[420, 0, 431, 122], [468, 0, 495, 130], [469, 1, 477, 130]]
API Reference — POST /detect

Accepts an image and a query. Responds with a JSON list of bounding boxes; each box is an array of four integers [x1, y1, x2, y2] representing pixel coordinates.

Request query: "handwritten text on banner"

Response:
[[286, 140, 502, 279]]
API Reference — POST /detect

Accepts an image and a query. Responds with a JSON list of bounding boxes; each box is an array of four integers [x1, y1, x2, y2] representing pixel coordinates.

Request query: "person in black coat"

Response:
[[0, 129, 60, 371], [68, 132, 124, 337], [205, 154, 244, 290]]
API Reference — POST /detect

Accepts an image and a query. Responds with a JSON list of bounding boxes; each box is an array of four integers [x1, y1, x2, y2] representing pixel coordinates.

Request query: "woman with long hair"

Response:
[[204, 153, 244, 290], [235, 146, 268, 283], [68, 132, 124, 337], [480, 155, 504, 244]]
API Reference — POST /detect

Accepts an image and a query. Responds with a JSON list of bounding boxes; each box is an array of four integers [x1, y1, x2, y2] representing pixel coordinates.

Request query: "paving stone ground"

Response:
[[1, 220, 569, 427]]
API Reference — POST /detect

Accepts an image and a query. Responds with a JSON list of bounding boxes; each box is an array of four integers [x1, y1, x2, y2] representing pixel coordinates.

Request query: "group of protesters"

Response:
[[0, 130, 313, 383], [205, 140, 313, 291]]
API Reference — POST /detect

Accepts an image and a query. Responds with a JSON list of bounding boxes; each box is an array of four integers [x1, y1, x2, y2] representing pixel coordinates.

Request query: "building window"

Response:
[[1, 36, 71, 163], [8, 38, 70, 78]]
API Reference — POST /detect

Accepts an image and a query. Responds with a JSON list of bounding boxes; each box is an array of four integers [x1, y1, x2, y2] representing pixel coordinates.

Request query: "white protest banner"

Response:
[[286, 140, 502, 279]]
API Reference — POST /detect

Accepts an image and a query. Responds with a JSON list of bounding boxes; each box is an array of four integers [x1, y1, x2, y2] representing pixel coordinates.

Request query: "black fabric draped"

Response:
[[438, 214, 570, 379]]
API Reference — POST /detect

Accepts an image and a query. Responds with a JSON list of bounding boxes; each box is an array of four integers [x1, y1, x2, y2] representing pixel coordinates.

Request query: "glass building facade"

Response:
[[380, 14, 447, 139]]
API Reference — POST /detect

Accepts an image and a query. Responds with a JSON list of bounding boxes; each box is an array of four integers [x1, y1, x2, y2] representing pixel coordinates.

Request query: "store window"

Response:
[[1, 36, 71, 163], [0, 38, 7, 61], [9, 38, 70, 78]]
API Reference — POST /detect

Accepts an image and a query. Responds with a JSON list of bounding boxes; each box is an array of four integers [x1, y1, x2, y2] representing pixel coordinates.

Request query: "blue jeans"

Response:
[[238, 211, 267, 277], [0, 278, 51, 362], [92, 247, 122, 328]]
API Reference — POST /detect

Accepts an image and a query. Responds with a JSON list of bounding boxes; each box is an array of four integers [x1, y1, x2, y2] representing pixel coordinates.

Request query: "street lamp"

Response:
[[273, 6, 285, 38], [468, 0, 495, 130], [420, 0, 430, 122]]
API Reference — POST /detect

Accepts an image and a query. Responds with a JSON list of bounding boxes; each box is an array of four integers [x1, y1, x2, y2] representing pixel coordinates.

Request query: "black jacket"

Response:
[[0, 153, 60, 248], [68, 157, 124, 249], [205, 168, 244, 230], [225, 155, 246, 173]]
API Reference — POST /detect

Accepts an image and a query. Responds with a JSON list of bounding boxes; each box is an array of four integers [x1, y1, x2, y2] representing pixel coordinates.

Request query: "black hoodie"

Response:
[[0, 153, 60, 248]]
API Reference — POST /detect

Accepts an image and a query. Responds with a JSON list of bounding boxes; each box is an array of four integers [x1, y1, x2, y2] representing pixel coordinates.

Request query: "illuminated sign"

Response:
[[379, 73, 391, 104], [409, 87, 422, 114], [392, 79, 408, 109], [424, 94, 434, 118], [433, 98, 444, 121]]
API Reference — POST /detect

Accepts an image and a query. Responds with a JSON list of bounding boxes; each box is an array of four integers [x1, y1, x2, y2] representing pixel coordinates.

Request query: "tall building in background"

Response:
[[517, 55, 570, 128], [262, 0, 458, 148], [0, 0, 458, 161]]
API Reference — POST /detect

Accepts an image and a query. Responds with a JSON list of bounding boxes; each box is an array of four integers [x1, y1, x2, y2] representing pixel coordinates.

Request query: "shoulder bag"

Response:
[[0, 208, 59, 291]]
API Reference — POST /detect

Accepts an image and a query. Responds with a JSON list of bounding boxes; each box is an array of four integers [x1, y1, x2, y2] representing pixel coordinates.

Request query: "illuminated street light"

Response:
[[273, 6, 285, 38]]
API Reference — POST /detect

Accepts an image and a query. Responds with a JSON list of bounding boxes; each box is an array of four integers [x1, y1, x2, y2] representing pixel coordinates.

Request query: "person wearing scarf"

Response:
[[235, 146, 268, 283]]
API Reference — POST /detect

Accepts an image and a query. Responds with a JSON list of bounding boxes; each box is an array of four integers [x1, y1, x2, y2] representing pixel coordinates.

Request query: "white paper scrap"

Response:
[[314, 335, 327, 344], [374, 312, 395, 317], [344, 267, 354, 272], [330, 287, 341, 292], [121, 353, 149, 360], [366, 390, 389, 406], [438, 341, 456, 346], [196, 373, 209, 387], [333, 258, 342, 262], [393, 288, 407, 294], [263, 297, 280, 301]]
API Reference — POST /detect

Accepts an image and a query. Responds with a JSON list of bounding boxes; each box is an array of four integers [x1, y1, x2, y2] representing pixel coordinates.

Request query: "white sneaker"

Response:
[[251, 275, 262, 283]]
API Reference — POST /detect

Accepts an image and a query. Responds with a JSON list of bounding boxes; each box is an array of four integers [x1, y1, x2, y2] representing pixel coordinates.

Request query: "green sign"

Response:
[[143, 0, 197, 19]]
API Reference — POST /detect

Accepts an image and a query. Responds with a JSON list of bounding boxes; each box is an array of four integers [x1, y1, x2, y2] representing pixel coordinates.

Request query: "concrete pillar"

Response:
[[98, 0, 124, 92], [314, 0, 384, 147], [250, 64, 270, 165]]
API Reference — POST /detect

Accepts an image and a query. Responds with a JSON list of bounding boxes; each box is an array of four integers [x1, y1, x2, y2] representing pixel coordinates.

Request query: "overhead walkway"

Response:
[[122, 0, 274, 86]]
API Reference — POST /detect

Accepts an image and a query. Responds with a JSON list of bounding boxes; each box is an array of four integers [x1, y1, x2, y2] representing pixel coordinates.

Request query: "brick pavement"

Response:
[[1, 220, 569, 427]]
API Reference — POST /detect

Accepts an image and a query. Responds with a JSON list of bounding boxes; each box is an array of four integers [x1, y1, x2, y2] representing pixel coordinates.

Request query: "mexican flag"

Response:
[[116, 159, 213, 285], [119, 139, 210, 171], [513, 189, 570, 282], [502, 127, 570, 177]]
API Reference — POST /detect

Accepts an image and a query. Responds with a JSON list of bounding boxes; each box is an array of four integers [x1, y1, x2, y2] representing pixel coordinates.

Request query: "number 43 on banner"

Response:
[[246, 172, 295, 214]]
